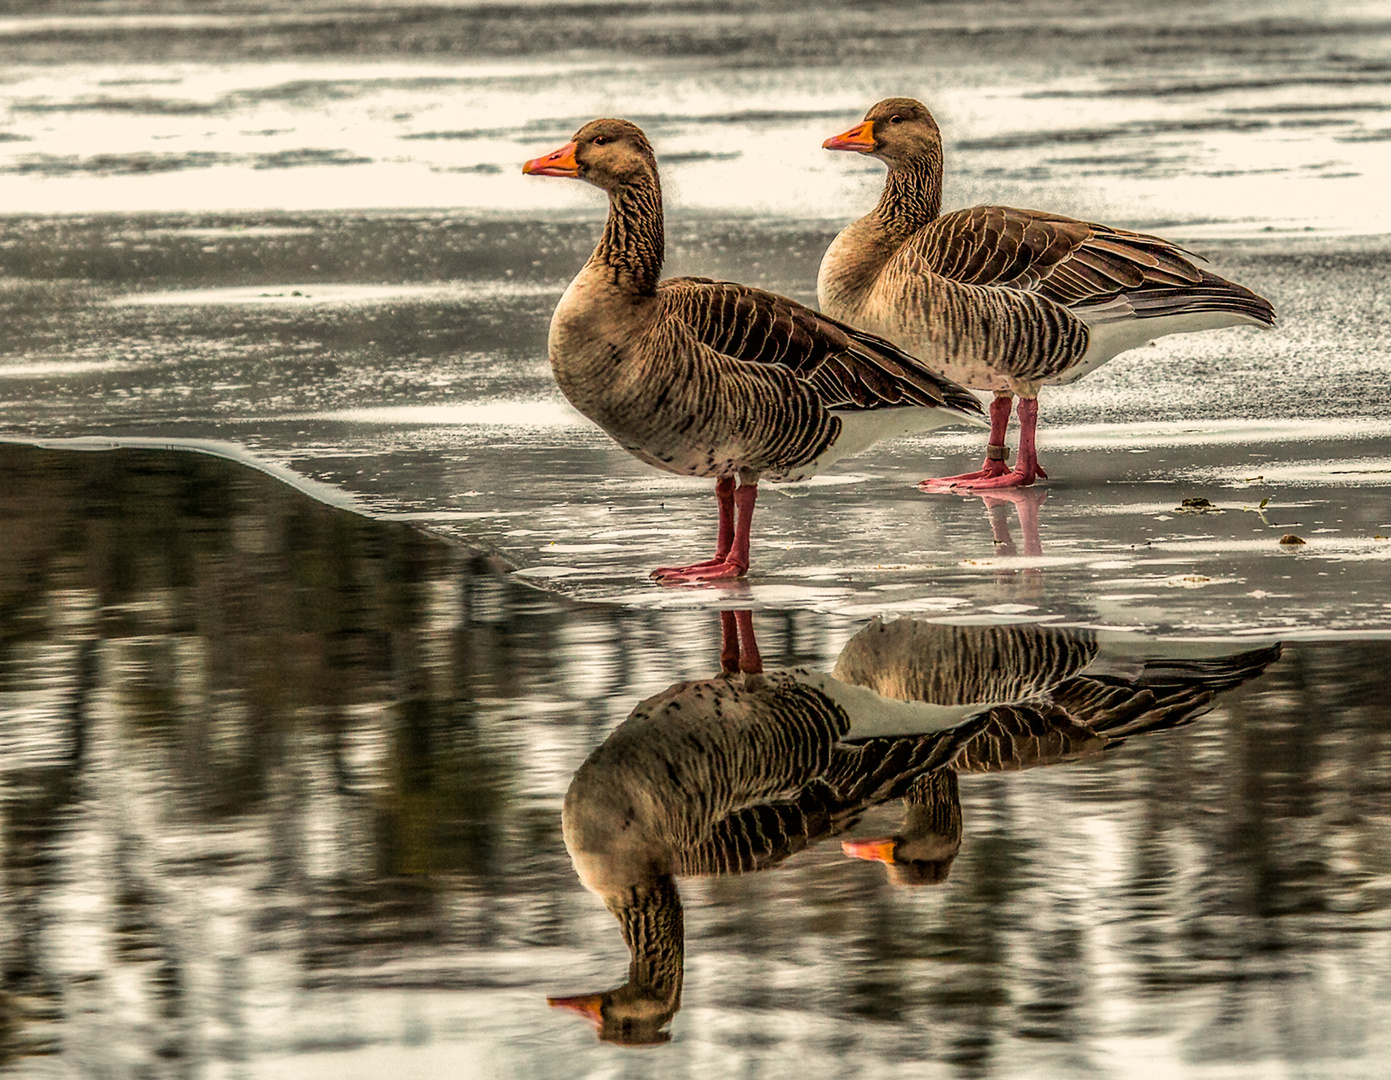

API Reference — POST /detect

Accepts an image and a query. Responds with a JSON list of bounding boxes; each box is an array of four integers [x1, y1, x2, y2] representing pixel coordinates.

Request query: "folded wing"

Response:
[[658, 277, 984, 416]]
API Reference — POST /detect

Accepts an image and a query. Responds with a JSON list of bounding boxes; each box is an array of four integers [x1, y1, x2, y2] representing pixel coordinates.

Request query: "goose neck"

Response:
[[595, 177, 665, 294], [607, 873, 684, 1005], [873, 154, 942, 237]]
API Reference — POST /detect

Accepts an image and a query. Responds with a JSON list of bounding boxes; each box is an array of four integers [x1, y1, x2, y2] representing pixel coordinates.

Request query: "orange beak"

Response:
[[547, 992, 604, 1029], [523, 141, 581, 177], [841, 837, 897, 864], [823, 120, 876, 153]]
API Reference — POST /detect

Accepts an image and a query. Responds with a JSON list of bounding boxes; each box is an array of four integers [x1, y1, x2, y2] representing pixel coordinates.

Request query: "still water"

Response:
[[3, 444, 1390, 1078]]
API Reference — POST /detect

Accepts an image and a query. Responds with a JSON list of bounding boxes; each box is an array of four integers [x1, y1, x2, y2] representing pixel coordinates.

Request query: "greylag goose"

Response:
[[523, 119, 984, 582], [550, 611, 1281, 1039], [549, 610, 997, 1043], [836, 617, 1282, 884], [819, 98, 1277, 489]]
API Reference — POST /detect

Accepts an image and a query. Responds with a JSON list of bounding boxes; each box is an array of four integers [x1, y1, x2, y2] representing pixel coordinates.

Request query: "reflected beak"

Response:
[[547, 993, 604, 1029], [841, 837, 897, 864], [523, 141, 581, 177], [823, 120, 876, 153]]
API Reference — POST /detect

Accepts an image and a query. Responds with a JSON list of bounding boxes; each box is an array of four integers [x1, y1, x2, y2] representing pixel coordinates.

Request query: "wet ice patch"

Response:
[[1198, 457, 1391, 487], [839, 596, 974, 616], [280, 402, 584, 428], [1043, 418, 1391, 450], [0, 357, 138, 378], [1160, 574, 1235, 589], [513, 566, 591, 580], [772, 473, 876, 491], [111, 280, 559, 306]]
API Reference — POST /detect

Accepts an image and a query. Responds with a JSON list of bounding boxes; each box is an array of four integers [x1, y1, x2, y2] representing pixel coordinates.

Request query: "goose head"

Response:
[[523, 118, 659, 193], [842, 833, 960, 887], [548, 873, 684, 1046], [823, 97, 941, 170], [548, 983, 679, 1047], [841, 767, 962, 887]]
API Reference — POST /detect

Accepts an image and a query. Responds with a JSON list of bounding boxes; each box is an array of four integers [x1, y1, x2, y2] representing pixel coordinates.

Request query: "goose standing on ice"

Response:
[[819, 98, 1277, 490], [523, 119, 983, 582]]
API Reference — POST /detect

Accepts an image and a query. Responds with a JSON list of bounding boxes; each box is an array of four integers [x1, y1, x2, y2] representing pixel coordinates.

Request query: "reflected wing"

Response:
[[950, 643, 1284, 770], [952, 703, 1108, 772], [674, 713, 991, 876]]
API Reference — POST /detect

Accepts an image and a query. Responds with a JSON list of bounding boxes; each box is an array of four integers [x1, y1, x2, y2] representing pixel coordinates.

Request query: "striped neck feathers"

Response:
[[598, 874, 684, 1041], [594, 176, 666, 294], [873, 152, 943, 238], [820, 151, 943, 314]]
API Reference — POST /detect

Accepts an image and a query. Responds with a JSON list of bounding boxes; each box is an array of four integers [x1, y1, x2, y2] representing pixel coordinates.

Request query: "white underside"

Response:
[[784, 404, 986, 480], [1054, 309, 1265, 387], [799, 671, 991, 738]]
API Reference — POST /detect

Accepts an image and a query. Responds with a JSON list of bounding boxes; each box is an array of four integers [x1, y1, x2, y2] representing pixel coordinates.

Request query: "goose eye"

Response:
[[593, 135, 609, 146], [888, 115, 902, 125]]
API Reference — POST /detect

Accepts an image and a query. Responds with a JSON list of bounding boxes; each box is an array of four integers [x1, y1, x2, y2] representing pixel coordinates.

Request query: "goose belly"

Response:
[[1057, 310, 1263, 386], [933, 356, 1017, 394], [786, 404, 984, 481], [618, 433, 760, 480]]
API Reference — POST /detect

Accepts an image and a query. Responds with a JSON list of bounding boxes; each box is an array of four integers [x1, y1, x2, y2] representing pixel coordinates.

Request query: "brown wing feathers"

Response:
[[921, 208, 1273, 325], [661, 278, 984, 416], [1094, 269, 1277, 324]]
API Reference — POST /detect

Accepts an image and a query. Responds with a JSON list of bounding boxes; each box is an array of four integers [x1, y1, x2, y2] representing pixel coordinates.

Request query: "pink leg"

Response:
[[936, 396, 1047, 491], [920, 393, 1013, 490], [1015, 396, 1047, 482], [719, 610, 740, 671], [652, 476, 735, 576], [985, 500, 1017, 557], [1012, 487, 1046, 556], [980, 487, 1048, 559], [718, 610, 763, 672], [653, 480, 758, 583], [733, 610, 761, 673]]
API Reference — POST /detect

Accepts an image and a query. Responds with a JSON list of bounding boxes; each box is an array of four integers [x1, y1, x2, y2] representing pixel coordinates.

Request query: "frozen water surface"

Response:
[[3, 217, 1387, 635], [2, 1, 1391, 1077]]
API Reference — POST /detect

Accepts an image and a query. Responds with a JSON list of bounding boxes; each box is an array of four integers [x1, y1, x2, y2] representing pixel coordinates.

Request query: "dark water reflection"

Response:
[[3, 444, 1391, 1077], [553, 613, 1279, 1045]]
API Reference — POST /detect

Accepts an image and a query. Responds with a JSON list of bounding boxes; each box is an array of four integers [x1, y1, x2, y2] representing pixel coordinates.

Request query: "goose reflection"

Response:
[[549, 611, 989, 1044], [550, 612, 1280, 1044], [834, 618, 1278, 885], [944, 487, 1049, 584]]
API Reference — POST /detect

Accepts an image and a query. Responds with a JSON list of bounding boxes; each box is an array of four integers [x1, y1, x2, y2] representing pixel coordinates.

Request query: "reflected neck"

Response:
[[904, 768, 962, 844], [609, 873, 684, 1006]]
